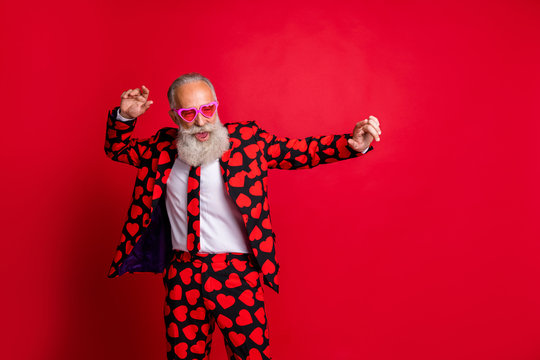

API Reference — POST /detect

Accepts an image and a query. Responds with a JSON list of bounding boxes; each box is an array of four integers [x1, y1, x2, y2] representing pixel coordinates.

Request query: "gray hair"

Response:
[[167, 72, 217, 109]]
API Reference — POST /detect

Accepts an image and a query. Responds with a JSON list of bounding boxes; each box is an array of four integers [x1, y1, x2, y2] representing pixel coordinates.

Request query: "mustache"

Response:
[[179, 122, 216, 135]]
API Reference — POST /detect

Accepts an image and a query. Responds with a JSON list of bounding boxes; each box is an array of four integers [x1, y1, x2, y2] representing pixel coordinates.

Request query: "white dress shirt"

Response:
[[165, 157, 251, 253]]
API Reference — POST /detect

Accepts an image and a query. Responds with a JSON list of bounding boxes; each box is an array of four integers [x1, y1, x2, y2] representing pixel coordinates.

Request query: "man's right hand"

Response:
[[119, 85, 153, 119]]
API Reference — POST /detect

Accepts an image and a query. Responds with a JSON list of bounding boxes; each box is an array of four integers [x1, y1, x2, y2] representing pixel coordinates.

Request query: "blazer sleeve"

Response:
[[254, 123, 374, 170], [104, 106, 159, 168]]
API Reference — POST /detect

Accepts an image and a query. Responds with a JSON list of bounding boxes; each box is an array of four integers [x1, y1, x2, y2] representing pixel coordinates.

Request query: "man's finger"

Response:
[[362, 124, 380, 141], [135, 95, 146, 102], [354, 119, 369, 134], [355, 119, 369, 127], [353, 124, 365, 137], [127, 89, 138, 98], [124, 91, 135, 99], [348, 138, 361, 150], [141, 85, 150, 98], [368, 119, 382, 135], [142, 100, 154, 110], [368, 115, 380, 127], [348, 138, 367, 152]]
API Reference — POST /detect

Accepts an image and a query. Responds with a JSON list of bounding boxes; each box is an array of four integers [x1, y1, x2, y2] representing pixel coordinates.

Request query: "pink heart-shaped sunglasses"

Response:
[[174, 101, 219, 122]]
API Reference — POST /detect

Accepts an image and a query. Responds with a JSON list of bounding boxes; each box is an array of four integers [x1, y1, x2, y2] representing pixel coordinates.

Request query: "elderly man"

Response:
[[105, 72, 381, 360]]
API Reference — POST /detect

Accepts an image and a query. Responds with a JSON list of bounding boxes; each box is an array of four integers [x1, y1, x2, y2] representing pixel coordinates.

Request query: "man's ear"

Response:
[[168, 109, 180, 126]]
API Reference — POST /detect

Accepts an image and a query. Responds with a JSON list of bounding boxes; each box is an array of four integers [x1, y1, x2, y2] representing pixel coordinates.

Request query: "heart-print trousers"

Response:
[[162, 250, 272, 360]]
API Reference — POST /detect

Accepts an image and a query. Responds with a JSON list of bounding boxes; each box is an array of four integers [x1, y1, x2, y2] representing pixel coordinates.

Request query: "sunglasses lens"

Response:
[[201, 103, 216, 117], [180, 109, 196, 121]]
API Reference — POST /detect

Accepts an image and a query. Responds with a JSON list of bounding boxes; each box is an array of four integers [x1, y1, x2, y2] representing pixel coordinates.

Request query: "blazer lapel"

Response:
[[152, 141, 178, 212], [219, 149, 232, 195], [220, 132, 241, 196]]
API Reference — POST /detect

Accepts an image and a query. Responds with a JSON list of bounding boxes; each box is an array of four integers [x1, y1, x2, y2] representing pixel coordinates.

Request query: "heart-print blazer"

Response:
[[104, 106, 373, 293]]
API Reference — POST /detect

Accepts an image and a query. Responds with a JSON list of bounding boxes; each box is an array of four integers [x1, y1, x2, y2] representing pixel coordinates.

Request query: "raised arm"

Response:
[[255, 116, 381, 170], [104, 86, 156, 168]]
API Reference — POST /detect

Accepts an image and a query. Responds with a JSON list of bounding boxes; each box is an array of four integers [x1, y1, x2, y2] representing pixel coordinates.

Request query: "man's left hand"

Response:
[[348, 115, 382, 152]]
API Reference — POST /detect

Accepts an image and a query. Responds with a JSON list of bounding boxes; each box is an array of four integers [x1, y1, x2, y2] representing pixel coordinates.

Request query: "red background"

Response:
[[1, 0, 539, 359]]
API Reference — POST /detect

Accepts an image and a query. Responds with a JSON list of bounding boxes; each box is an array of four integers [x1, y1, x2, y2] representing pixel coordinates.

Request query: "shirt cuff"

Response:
[[361, 146, 370, 154], [116, 109, 135, 121]]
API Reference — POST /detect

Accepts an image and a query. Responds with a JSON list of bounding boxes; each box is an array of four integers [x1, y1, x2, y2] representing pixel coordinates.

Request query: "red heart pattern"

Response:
[[236, 309, 253, 326], [163, 251, 271, 359], [217, 294, 236, 309], [174, 343, 187, 358], [190, 340, 206, 354], [204, 276, 222, 292]]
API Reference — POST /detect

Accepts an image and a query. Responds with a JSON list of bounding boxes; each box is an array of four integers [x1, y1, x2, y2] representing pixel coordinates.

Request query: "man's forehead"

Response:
[[175, 81, 214, 107]]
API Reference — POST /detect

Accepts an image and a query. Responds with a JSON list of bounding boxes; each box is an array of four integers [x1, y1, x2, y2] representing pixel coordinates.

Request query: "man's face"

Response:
[[169, 79, 230, 167], [168, 81, 218, 142]]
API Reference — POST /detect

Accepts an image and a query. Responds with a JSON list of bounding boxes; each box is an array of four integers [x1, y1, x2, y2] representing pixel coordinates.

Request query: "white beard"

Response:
[[175, 115, 230, 167]]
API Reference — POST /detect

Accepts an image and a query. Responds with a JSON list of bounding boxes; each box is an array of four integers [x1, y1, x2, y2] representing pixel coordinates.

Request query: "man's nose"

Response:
[[194, 112, 206, 127]]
